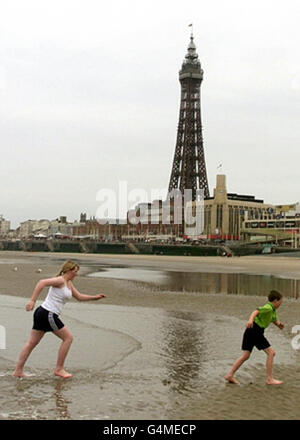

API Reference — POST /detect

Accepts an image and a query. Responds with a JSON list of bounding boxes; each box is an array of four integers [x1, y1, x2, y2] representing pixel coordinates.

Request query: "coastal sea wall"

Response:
[[0, 240, 298, 257], [0, 240, 217, 255], [0, 240, 130, 254]]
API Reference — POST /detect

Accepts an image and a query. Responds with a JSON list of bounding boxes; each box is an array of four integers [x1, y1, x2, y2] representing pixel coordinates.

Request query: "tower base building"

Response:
[[185, 175, 275, 240]]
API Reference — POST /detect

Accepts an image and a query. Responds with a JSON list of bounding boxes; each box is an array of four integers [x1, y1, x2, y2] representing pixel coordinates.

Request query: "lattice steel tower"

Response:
[[168, 33, 209, 199]]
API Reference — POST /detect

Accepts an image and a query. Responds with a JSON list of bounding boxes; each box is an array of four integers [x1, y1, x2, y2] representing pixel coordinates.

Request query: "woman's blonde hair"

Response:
[[56, 260, 80, 276]]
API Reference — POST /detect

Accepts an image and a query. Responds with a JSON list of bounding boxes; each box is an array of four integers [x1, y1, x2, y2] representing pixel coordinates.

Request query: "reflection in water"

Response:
[[164, 272, 300, 298], [89, 266, 300, 298], [13, 378, 71, 419], [89, 267, 168, 284], [53, 380, 71, 420], [161, 310, 204, 395]]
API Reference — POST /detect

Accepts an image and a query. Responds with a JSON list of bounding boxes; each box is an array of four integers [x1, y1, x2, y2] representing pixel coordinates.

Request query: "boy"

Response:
[[225, 290, 284, 385]]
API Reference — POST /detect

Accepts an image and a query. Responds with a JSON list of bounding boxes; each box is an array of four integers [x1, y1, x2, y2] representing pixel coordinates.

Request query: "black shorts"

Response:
[[33, 306, 65, 333], [241, 322, 271, 352]]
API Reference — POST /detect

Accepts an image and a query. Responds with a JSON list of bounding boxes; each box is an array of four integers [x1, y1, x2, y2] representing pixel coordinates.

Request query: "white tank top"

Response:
[[42, 284, 72, 315]]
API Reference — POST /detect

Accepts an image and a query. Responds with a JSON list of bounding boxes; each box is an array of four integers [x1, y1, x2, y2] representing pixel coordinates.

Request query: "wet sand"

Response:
[[1, 251, 300, 419]]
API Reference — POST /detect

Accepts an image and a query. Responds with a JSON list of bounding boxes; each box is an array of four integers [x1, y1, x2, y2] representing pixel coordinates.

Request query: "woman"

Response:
[[13, 260, 106, 379]]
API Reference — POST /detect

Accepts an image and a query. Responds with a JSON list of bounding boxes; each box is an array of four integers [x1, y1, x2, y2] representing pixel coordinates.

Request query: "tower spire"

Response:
[[183, 27, 201, 69]]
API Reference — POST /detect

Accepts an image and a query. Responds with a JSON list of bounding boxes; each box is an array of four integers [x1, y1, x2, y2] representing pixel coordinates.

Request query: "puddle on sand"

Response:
[[88, 266, 300, 298]]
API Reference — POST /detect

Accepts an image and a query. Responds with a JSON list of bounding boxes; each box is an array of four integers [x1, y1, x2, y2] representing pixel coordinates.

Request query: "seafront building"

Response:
[[18, 217, 76, 239], [242, 202, 300, 246], [185, 175, 300, 245], [19, 219, 50, 238], [0, 215, 10, 237], [7, 191, 299, 245], [72, 218, 125, 241], [185, 174, 275, 240]]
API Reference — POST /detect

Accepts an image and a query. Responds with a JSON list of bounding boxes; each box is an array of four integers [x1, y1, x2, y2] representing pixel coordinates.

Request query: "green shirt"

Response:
[[254, 302, 278, 329]]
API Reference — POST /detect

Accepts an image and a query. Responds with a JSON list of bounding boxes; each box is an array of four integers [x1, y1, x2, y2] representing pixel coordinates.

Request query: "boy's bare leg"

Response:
[[225, 351, 251, 384], [264, 347, 283, 385]]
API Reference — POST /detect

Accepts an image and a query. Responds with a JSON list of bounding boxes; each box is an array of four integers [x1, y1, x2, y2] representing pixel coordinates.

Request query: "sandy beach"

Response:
[[1, 250, 300, 420]]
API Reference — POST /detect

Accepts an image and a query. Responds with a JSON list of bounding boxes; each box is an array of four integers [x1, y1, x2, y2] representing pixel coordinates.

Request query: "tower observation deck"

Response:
[[168, 34, 209, 200]]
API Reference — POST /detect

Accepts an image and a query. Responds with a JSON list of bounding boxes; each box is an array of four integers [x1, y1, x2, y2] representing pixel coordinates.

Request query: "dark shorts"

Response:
[[241, 322, 271, 352], [33, 306, 65, 333]]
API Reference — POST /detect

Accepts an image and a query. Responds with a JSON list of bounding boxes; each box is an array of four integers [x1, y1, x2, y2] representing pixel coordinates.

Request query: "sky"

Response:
[[1, 0, 300, 228]]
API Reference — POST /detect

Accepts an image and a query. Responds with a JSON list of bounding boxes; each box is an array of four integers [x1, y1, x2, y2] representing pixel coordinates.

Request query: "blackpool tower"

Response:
[[168, 33, 210, 200]]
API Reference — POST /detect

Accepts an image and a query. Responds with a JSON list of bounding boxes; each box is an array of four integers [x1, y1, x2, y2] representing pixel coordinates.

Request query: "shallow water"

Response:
[[1, 254, 300, 420], [89, 266, 300, 299], [1, 292, 300, 420]]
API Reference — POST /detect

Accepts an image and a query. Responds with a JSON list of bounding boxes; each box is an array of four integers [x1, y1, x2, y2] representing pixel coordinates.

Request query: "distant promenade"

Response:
[[0, 239, 298, 257]]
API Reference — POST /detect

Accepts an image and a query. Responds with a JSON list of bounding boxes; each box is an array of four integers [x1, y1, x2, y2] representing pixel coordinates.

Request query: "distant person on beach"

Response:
[[225, 290, 284, 385], [13, 260, 106, 379]]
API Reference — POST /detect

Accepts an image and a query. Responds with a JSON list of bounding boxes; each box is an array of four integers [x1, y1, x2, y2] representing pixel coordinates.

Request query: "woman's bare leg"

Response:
[[13, 330, 45, 377], [53, 326, 73, 378]]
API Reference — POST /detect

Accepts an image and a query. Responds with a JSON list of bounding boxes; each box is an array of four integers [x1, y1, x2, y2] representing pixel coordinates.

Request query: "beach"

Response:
[[1, 250, 300, 419]]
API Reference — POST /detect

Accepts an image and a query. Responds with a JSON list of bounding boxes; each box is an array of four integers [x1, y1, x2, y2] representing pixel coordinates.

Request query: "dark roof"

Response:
[[204, 193, 264, 203], [227, 193, 264, 203]]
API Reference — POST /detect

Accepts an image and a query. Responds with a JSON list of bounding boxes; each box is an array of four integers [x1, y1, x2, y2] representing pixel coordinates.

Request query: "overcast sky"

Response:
[[1, 0, 300, 228]]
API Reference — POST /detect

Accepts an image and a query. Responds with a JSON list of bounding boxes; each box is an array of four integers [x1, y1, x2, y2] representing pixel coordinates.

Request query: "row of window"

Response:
[[245, 221, 298, 228]]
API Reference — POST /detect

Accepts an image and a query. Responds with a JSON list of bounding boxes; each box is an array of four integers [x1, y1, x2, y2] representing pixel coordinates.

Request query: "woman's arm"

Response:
[[26, 276, 64, 311], [70, 283, 106, 302]]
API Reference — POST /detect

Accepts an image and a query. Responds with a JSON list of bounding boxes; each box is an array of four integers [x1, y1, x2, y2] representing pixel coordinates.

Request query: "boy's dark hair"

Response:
[[268, 290, 282, 302]]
